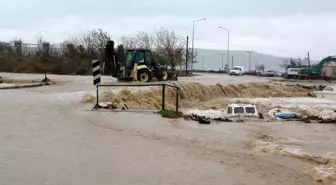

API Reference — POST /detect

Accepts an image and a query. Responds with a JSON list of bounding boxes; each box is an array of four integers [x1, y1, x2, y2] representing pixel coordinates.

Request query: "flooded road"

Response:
[[0, 72, 335, 185]]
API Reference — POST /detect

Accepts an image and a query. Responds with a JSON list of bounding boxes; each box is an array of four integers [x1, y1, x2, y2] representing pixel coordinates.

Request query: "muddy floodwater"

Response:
[[0, 72, 335, 185]]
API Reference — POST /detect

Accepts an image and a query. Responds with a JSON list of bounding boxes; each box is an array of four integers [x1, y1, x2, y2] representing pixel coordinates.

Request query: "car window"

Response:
[[135, 52, 145, 63], [245, 107, 256, 114], [227, 107, 232, 114], [234, 107, 245, 114], [324, 87, 334, 91], [126, 51, 135, 68], [145, 51, 151, 67]]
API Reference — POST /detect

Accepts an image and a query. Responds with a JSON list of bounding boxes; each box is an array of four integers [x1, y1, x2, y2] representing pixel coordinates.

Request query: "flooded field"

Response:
[[0, 72, 335, 185]]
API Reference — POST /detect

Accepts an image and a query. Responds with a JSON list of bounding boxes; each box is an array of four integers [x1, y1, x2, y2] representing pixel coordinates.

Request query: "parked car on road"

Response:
[[229, 66, 244, 76], [277, 72, 284, 77], [262, 70, 277, 77]]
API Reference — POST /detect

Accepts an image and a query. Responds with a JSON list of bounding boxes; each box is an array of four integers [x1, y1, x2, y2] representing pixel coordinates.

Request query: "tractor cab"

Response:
[[125, 49, 153, 69], [118, 49, 159, 82]]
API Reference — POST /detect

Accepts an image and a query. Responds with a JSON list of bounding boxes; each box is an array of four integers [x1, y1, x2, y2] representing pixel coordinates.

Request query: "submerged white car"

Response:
[[229, 66, 244, 76], [313, 85, 336, 100], [226, 104, 259, 117]]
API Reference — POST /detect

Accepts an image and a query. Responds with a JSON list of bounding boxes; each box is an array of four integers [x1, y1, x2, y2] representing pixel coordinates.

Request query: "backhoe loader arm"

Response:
[[105, 40, 120, 78], [299, 56, 336, 75]]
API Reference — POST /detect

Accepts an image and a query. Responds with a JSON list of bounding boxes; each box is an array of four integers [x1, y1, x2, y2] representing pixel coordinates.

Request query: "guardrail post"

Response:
[[95, 85, 99, 108], [175, 87, 179, 113], [162, 84, 166, 111]]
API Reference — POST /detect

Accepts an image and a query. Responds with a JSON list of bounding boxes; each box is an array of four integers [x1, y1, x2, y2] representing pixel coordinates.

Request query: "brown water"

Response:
[[252, 124, 336, 185], [0, 72, 335, 185], [82, 82, 310, 110]]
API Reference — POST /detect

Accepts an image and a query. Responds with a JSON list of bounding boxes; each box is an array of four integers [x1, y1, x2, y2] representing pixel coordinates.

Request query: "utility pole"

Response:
[[307, 51, 311, 67], [185, 36, 189, 76]]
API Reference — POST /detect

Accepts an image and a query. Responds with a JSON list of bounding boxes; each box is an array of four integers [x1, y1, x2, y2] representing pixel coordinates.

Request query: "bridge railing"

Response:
[[94, 83, 180, 113]]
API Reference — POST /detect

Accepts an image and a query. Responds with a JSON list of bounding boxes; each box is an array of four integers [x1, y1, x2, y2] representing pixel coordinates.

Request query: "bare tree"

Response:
[[134, 31, 154, 49], [85, 29, 111, 59], [154, 27, 185, 69], [279, 57, 306, 69], [119, 32, 154, 50], [279, 58, 291, 69], [36, 34, 44, 47], [256, 64, 265, 72], [120, 36, 136, 49], [64, 29, 111, 59]]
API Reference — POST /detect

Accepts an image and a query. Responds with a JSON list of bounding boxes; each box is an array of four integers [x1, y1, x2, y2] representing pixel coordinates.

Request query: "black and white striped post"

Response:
[[92, 60, 101, 108], [92, 60, 101, 85]]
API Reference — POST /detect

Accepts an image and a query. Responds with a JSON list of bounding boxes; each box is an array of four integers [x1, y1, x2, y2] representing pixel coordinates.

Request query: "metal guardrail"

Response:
[[94, 83, 180, 113]]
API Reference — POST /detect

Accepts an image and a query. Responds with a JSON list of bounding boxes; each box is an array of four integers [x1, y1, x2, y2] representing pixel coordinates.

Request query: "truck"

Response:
[[285, 67, 306, 79]]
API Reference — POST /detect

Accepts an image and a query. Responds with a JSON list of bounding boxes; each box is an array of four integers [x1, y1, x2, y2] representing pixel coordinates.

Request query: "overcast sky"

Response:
[[0, 0, 335, 59]]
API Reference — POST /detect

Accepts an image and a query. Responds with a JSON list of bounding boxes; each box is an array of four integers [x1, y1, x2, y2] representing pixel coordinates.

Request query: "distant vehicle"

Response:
[[229, 66, 244, 76], [277, 72, 284, 77], [313, 85, 336, 100], [285, 68, 305, 78], [262, 70, 277, 77]]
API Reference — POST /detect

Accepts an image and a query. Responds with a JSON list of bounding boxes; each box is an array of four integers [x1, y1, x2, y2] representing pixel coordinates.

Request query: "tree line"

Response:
[[0, 28, 197, 75]]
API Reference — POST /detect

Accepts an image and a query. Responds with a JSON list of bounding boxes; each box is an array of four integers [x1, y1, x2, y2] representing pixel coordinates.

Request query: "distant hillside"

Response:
[[193, 48, 286, 72]]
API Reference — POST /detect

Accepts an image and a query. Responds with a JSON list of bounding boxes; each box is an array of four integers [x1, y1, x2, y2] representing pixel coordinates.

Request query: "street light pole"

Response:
[[191, 18, 206, 72], [220, 53, 225, 70], [191, 23, 195, 71], [218, 26, 230, 68], [232, 56, 234, 68]]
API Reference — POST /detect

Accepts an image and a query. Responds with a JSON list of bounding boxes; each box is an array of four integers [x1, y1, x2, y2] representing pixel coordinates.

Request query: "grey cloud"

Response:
[[1, 0, 335, 26], [0, 0, 335, 59]]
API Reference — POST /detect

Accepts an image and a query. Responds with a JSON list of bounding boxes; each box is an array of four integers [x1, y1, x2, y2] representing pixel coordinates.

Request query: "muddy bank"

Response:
[[82, 82, 310, 110]]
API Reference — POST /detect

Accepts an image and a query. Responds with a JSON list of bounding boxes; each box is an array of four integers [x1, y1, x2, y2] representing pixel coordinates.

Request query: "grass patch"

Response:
[[158, 110, 183, 119]]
